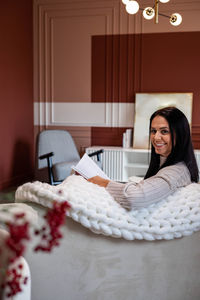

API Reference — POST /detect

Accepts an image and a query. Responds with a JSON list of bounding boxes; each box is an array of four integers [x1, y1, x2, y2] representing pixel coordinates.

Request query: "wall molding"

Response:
[[34, 102, 134, 127], [34, 0, 123, 104]]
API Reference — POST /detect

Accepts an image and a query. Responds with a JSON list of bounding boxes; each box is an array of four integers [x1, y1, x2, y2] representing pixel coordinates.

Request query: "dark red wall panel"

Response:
[[91, 127, 130, 147], [140, 32, 200, 125], [0, 0, 33, 189], [92, 34, 137, 103]]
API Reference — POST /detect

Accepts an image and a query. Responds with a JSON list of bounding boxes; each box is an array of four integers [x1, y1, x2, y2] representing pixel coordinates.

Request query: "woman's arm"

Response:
[[89, 162, 191, 210], [107, 162, 191, 209]]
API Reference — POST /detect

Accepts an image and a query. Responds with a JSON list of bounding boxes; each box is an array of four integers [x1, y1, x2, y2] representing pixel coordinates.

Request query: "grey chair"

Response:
[[35, 129, 103, 185]]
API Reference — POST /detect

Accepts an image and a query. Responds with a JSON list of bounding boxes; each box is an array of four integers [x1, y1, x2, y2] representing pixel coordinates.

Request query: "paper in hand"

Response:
[[71, 153, 109, 180]]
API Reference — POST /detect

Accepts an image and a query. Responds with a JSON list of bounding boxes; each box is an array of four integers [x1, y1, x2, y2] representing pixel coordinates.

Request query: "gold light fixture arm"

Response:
[[155, 0, 159, 24]]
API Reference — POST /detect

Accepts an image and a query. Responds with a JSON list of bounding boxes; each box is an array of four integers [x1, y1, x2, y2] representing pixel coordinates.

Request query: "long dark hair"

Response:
[[144, 106, 199, 182]]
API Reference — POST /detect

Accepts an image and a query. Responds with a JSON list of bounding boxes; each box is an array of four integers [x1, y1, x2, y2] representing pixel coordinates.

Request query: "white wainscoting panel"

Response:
[[34, 102, 134, 127]]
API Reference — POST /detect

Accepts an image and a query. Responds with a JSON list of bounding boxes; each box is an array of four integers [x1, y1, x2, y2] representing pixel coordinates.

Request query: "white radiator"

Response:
[[86, 147, 124, 182]]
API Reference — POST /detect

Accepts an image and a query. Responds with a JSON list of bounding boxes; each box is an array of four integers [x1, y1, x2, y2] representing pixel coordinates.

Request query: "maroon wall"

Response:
[[0, 0, 34, 189], [92, 32, 200, 148]]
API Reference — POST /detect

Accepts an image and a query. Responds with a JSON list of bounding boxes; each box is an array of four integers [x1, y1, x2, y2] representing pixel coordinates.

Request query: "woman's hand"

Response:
[[88, 176, 110, 188]]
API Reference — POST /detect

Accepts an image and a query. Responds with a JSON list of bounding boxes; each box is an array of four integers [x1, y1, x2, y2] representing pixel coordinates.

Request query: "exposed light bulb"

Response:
[[126, 0, 139, 15], [159, 0, 170, 3], [170, 13, 182, 26], [143, 7, 155, 20], [122, 0, 129, 5]]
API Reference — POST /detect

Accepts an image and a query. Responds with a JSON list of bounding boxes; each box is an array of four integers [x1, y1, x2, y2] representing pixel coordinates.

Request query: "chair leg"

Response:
[[39, 152, 57, 185], [46, 156, 54, 185]]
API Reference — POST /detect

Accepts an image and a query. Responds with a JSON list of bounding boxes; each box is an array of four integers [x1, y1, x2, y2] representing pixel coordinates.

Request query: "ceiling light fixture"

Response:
[[122, 0, 182, 26]]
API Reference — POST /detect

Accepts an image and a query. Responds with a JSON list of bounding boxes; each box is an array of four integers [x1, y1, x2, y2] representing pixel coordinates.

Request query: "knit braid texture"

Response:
[[15, 175, 200, 241]]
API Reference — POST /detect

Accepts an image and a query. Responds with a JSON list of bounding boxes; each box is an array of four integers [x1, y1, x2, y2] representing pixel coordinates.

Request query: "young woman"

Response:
[[88, 107, 199, 210]]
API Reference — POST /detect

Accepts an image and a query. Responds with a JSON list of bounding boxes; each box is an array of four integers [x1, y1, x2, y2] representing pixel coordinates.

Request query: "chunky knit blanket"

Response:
[[15, 175, 200, 241]]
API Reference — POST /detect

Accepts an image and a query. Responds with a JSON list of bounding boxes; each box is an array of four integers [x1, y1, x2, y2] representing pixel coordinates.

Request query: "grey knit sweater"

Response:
[[106, 162, 191, 210]]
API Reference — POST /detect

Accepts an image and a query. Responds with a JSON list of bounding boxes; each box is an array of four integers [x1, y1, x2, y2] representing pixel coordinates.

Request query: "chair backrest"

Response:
[[37, 130, 80, 169]]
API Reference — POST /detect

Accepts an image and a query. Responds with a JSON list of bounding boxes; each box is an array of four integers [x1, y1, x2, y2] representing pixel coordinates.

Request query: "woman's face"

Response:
[[150, 115, 172, 157]]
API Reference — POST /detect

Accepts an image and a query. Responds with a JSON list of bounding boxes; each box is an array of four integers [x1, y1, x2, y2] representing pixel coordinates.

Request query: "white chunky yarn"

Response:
[[15, 175, 200, 241]]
